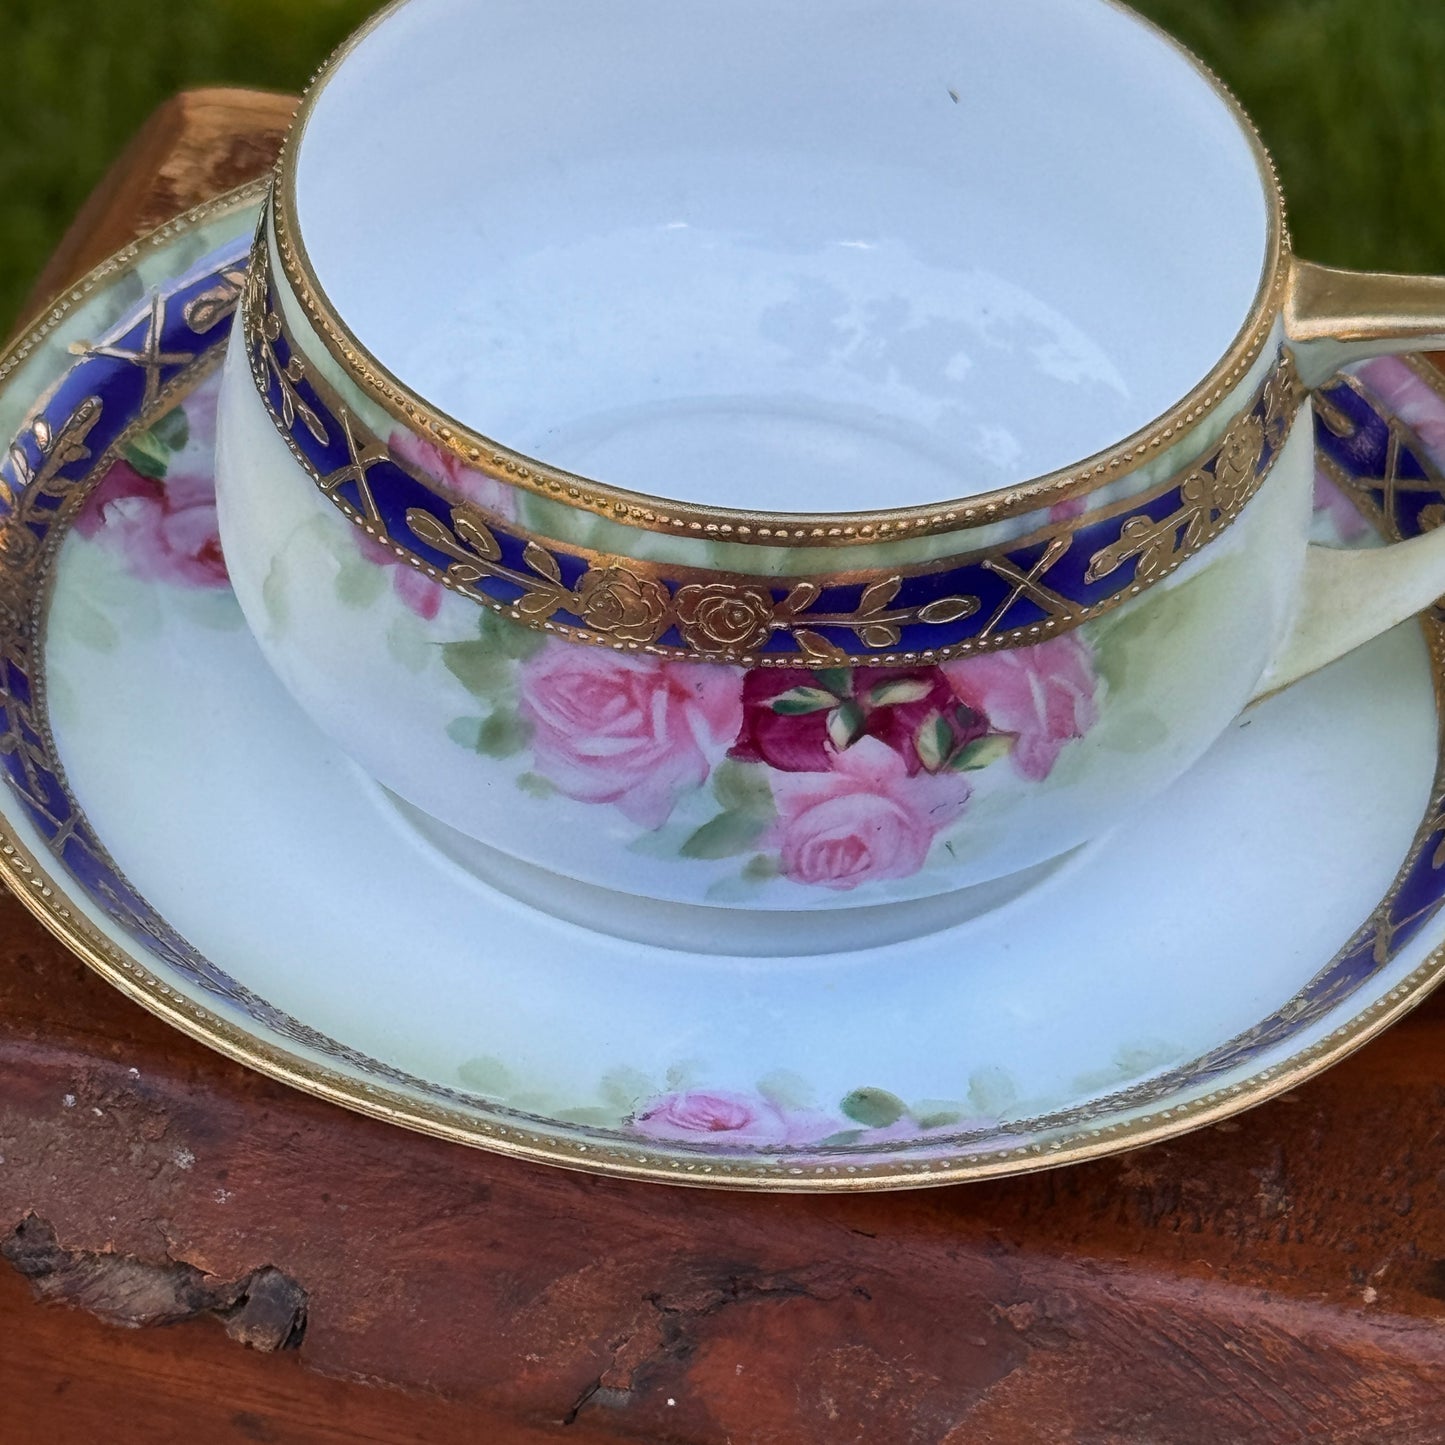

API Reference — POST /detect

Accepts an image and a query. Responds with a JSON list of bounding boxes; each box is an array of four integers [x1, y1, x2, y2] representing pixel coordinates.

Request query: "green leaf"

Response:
[[914, 711, 953, 772], [913, 1110, 963, 1131], [712, 759, 777, 819], [867, 677, 932, 707], [1091, 566, 1219, 696], [817, 1130, 867, 1148], [967, 1066, 1019, 1117], [456, 1054, 513, 1094], [770, 685, 838, 715], [516, 771, 556, 799], [386, 613, 432, 673], [839, 1087, 907, 1129], [122, 433, 168, 480], [335, 557, 388, 609], [827, 699, 865, 751], [741, 853, 781, 883], [61, 594, 119, 652], [442, 638, 514, 698], [261, 553, 289, 632], [1102, 709, 1169, 754], [479, 607, 545, 660], [751, 1074, 808, 1114], [149, 405, 190, 453], [680, 809, 770, 859], [475, 709, 531, 759], [600, 1067, 656, 1112], [446, 717, 484, 749], [812, 668, 853, 696], [950, 732, 1014, 771]]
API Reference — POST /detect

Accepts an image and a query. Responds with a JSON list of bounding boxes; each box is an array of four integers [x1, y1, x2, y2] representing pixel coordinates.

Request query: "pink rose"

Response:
[[1312, 467, 1370, 544], [391, 429, 518, 523], [518, 642, 743, 828], [767, 737, 970, 891], [731, 666, 986, 775], [1355, 356, 1445, 467], [357, 533, 445, 620], [943, 634, 1098, 782], [75, 458, 228, 588], [1048, 496, 1088, 523], [631, 1090, 840, 1149]]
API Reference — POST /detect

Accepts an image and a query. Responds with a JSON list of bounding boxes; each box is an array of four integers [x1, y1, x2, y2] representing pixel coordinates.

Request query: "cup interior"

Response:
[[292, 0, 1274, 513]]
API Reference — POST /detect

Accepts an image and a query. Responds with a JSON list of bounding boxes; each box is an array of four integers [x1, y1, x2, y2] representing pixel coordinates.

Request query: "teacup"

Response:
[[215, 0, 1445, 916]]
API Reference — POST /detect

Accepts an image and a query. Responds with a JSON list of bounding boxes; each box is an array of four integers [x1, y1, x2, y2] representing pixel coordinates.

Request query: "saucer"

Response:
[[4, 187, 1445, 1191]]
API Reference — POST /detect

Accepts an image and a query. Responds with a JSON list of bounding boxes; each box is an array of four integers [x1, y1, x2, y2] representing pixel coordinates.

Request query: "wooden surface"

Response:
[[5, 91, 1445, 1445]]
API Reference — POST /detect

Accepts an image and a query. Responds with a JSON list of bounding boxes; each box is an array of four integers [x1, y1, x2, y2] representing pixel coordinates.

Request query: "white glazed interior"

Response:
[[291, 0, 1273, 511]]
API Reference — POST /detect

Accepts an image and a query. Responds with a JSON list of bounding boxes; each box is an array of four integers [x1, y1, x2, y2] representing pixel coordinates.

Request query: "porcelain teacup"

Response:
[[215, 0, 1445, 917]]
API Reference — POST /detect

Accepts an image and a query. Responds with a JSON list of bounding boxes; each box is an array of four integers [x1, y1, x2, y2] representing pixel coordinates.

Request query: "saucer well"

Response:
[[4, 186, 1445, 1191]]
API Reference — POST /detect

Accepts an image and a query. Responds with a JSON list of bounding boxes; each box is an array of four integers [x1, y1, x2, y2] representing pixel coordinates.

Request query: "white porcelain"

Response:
[[7, 206, 1445, 1186], [213, 0, 1445, 917]]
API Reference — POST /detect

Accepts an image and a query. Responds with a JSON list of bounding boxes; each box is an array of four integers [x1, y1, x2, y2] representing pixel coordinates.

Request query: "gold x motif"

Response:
[[978, 535, 1074, 638], [318, 408, 387, 525], [71, 291, 192, 413]]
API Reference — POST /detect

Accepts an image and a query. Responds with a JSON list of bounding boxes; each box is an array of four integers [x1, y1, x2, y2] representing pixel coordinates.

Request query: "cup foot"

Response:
[[380, 789, 1088, 958]]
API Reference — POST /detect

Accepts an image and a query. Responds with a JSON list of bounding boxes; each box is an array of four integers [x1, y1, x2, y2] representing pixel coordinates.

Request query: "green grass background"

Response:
[[2, 0, 1444, 330]]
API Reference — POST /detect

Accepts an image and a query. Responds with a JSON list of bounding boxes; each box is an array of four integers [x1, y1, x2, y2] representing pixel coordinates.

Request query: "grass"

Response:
[[2, 0, 1444, 329]]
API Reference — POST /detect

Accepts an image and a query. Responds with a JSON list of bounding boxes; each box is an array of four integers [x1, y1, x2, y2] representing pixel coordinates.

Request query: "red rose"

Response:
[[730, 666, 986, 774]]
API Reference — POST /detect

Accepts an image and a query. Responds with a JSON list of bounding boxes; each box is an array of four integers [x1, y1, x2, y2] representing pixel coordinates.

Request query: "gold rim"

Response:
[[271, 0, 1289, 545], [7, 192, 1440, 1194], [246, 238, 1304, 664]]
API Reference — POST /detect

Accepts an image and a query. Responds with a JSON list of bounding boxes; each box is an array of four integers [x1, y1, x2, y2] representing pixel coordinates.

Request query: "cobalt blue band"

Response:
[[245, 245, 1303, 667]]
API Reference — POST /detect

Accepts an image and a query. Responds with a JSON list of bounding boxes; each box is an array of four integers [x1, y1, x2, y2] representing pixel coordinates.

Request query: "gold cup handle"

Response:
[[1252, 258, 1445, 698]]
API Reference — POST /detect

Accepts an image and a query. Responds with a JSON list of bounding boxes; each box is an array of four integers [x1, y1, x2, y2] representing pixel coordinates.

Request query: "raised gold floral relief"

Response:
[[1085, 361, 1302, 589]]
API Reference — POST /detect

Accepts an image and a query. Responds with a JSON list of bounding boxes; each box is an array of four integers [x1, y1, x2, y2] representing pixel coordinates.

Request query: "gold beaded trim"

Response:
[[267, 0, 1291, 546]]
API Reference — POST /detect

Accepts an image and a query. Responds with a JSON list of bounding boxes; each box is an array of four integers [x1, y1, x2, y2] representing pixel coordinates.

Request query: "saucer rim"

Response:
[[3, 189, 1444, 1193]]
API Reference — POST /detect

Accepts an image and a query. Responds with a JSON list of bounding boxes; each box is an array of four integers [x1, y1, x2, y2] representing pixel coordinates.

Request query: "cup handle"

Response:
[[1250, 258, 1445, 700]]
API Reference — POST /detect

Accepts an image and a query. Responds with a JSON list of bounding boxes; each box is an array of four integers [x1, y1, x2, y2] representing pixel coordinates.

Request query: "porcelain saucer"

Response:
[[4, 186, 1445, 1192]]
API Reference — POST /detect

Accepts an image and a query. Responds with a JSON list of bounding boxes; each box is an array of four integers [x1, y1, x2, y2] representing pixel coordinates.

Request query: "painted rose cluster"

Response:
[[76, 375, 229, 589], [76, 379, 1103, 892], [513, 635, 1100, 891]]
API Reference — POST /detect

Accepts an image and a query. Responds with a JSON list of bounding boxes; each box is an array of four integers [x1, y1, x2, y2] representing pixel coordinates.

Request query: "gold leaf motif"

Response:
[[183, 273, 244, 334], [516, 588, 567, 620], [452, 508, 501, 561], [858, 576, 902, 614], [916, 595, 979, 625], [782, 581, 821, 615], [405, 508, 454, 552], [1136, 538, 1180, 584], [861, 623, 902, 650], [794, 629, 849, 665], [523, 542, 562, 584], [296, 401, 329, 446]]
